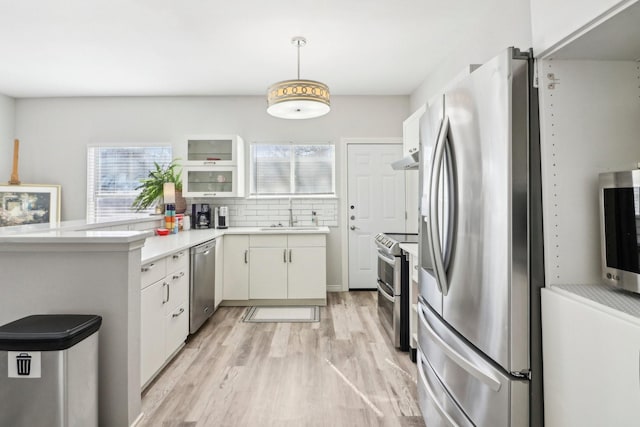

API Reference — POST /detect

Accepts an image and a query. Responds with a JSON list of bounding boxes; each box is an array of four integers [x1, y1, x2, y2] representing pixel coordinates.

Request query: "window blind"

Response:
[[87, 144, 172, 221], [250, 143, 335, 196]]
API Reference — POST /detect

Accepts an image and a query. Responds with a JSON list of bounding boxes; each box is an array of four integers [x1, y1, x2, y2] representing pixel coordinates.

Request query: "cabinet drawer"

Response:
[[141, 258, 167, 289], [165, 301, 188, 358], [166, 266, 189, 313], [287, 234, 325, 247], [250, 234, 287, 247], [167, 249, 189, 273]]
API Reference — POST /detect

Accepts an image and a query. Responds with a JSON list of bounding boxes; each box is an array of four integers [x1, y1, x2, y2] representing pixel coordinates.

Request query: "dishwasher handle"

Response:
[[192, 239, 217, 255]]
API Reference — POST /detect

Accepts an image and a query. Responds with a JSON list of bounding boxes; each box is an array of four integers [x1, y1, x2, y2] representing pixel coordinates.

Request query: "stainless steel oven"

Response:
[[374, 232, 417, 351]]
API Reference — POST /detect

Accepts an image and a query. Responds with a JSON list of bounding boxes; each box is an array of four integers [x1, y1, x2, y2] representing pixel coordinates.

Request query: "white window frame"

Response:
[[249, 141, 336, 198], [86, 143, 173, 221]]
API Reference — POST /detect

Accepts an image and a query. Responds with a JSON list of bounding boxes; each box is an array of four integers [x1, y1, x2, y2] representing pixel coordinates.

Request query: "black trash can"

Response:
[[0, 314, 102, 427]]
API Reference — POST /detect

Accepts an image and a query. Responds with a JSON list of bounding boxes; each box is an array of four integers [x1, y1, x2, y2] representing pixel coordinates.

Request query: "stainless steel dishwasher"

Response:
[[189, 239, 216, 334]]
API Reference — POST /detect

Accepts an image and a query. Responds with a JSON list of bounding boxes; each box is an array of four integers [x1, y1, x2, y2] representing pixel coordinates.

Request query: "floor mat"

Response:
[[243, 306, 320, 323]]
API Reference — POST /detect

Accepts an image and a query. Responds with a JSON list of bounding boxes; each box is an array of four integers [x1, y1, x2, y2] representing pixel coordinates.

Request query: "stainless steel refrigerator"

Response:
[[416, 47, 545, 426]]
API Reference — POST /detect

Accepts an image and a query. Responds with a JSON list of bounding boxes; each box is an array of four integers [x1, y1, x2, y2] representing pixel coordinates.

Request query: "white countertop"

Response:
[[142, 226, 330, 263], [0, 229, 152, 244], [0, 214, 163, 236], [550, 284, 640, 324], [399, 242, 418, 257], [0, 218, 329, 262]]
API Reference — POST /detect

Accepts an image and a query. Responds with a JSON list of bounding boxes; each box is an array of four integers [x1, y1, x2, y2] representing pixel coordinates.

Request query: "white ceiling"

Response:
[[0, 0, 508, 98]]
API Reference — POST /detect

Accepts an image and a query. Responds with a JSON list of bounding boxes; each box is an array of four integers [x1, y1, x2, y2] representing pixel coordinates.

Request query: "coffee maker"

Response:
[[214, 206, 228, 229], [192, 203, 211, 228]]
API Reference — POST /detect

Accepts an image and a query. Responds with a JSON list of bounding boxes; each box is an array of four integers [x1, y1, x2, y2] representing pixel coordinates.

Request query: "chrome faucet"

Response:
[[288, 198, 297, 227]]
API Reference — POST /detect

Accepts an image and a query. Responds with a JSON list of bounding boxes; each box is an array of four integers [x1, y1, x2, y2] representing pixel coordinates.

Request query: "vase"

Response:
[[175, 190, 187, 214]]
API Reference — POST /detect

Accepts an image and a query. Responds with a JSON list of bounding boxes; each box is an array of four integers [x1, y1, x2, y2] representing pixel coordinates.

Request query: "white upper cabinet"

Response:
[[180, 135, 246, 197], [531, 0, 639, 56], [182, 135, 244, 167], [536, 1, 640, 286], [402, 105, 426, 157], [182, 166, 244, 198]]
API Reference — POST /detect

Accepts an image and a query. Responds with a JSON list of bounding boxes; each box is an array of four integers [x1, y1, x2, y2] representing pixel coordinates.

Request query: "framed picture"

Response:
[[0, 184, 61, 227]]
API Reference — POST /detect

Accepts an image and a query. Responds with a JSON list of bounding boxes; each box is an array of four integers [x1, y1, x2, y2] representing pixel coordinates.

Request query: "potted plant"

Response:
[[132, 159, 186, 213]]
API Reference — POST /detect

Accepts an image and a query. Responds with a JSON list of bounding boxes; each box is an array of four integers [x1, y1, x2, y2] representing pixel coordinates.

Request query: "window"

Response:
[[250, 143, 335, 196], [87, 144, 172, 220]]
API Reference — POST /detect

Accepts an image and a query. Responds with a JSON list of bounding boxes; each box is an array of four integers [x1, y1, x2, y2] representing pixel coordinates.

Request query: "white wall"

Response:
[[530, 0, 635, 56], [409, 0, 532, 110], [14, 95, 409, 289], [0, 93, 16, 179]]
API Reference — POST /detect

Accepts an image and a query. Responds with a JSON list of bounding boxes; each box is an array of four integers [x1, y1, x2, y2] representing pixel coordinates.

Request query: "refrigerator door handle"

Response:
[[428, 115, 451, 296], [417, 350, 462, 427], [418, 303, 502, 391]]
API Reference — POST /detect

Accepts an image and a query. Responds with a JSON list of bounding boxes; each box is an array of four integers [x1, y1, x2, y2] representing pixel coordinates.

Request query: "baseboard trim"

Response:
[[221, 298, 326, 307]]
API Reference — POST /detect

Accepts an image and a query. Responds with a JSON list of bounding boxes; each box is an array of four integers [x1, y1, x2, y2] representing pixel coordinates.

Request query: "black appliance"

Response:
[[192, 204, 212, 229], [374, 232, 418, 351]]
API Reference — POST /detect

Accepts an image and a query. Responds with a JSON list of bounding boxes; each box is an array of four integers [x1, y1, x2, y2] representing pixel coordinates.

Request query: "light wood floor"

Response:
[[140, 291, 425, 427]]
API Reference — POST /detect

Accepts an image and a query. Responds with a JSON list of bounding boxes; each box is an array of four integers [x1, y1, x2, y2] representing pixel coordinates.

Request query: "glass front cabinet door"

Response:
[[184, 135, 244, 166], [182, 166, 245, 197]]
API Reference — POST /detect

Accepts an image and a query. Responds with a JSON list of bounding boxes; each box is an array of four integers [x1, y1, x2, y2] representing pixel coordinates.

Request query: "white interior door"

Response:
[[347, 144, 406, 289]]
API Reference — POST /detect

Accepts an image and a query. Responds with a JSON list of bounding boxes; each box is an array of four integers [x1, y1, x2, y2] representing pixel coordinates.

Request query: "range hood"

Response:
[[391, 150, 420, 170]]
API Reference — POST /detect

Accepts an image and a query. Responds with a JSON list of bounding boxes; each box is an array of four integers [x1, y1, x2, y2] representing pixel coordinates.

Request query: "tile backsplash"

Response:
[[187, 198, 338, 227]]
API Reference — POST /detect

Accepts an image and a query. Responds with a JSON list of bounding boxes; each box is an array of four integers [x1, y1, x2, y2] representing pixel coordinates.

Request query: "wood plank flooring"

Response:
[[140, 291, 425, 427]]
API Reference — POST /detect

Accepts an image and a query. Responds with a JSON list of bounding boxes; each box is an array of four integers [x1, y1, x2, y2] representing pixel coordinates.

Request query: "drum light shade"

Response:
[[266, 37, 330, 120], [267, 79, 330, 119]]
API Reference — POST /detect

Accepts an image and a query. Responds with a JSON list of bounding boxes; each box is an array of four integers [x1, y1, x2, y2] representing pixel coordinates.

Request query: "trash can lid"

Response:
[[0, 314, 102, 351]]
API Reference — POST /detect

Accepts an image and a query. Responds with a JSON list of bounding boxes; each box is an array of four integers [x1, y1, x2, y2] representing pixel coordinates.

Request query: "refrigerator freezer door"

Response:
[[416, 348, 474, 427], [439, 49, 531, 373], [418, 301, 529, 427]]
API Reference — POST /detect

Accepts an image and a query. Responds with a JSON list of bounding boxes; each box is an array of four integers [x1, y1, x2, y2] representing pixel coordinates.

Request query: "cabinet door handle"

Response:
[[166, 282, 170, 303], [283, 249, 287, 263], [244, 250, 248, 264], [172, 308, 185, 318], [162, 282, 168, 304], [172, 252, 184, 260], [173, 271, 185, 280], [142, 263, 155, 273], [289, 249, 293, 263]]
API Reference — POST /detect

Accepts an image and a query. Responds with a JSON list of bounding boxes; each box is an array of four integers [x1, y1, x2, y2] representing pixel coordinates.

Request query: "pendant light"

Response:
[[267, 37, 331, 119]]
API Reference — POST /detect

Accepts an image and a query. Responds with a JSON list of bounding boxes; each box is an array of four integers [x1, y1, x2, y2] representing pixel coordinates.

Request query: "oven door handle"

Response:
[[377, 250, 397, 266], [377, 281, 395, 303]]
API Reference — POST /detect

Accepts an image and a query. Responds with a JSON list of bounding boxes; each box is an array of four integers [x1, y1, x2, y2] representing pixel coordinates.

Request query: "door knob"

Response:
[[350, 226, 356, 230], [350, 215, 355, 220]]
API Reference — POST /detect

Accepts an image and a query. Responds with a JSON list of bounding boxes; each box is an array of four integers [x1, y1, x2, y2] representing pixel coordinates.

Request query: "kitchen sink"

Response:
[[259, 227, 320, 231]]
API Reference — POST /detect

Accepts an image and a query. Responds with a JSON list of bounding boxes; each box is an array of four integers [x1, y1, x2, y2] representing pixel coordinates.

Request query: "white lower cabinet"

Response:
[[542, 287, 640, 426], [249, 247, 288, 299], [287, 247, 326, 299], [223, 235, 249, 300], [214, 235, 224, 308], [222, 233, 327, 302], [140, 251, 189, 388], [245, 234, 326, 301], [141, 281, 166, 386]]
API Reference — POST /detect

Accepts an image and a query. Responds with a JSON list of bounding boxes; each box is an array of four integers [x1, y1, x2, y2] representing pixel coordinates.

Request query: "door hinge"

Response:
[[511, 370, 531, 380], [546, 72, 560, 90], [405, 211, 408, 220]]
